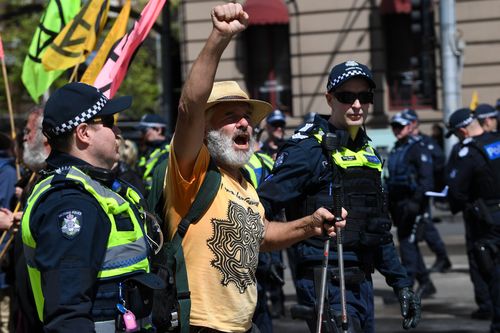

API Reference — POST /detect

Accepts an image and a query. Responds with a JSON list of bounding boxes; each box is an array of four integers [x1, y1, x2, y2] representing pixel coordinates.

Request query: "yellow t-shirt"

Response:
[[165, 144, 265, 332]]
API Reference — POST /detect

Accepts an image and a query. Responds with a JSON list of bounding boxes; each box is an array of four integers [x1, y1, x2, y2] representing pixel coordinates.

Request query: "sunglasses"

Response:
[[87, 116, 116, 128], [333, 91, 373, 105]]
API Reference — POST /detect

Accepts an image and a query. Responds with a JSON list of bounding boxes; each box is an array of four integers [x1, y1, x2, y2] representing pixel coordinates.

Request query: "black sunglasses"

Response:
[[87, 116, 116, 128], [333, 91, 373, 105]]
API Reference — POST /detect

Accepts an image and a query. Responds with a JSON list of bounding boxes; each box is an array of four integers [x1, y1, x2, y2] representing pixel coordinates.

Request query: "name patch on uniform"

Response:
[[341, 156, 356, 161], [364, 155, 380, 164], [59, 210, 82, 239], [484, 141, 500, 160]]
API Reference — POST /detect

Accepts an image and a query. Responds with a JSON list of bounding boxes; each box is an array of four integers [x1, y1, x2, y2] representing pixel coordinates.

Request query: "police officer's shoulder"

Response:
[[290, 122, 319, 142], [30, 189, 108, 238], [454, 137, 478, 159]]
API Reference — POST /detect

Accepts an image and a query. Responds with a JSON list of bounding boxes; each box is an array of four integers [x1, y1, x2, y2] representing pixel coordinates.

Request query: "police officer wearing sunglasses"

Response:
[[258, 61, 421, 332], [20, 82, 164, 333]]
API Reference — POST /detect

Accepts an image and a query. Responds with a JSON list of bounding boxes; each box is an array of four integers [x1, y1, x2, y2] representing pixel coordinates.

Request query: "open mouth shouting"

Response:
[[233, 132, 250, 150]]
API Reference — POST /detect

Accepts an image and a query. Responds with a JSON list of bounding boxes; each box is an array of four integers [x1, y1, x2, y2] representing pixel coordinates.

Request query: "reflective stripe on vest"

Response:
[[21, 166, 150, 321], [313, 132, 382, 171]]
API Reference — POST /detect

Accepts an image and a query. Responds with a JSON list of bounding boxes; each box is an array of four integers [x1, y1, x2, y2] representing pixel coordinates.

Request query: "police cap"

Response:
[[445, 108, 474, 138], [42, 82, 131, 139], [474, 103, 498, 120], [326, 60, 376, 93]]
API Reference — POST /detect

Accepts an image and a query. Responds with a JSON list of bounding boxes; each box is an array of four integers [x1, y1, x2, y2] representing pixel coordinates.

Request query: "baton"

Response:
[[317, 132, 348, 333]]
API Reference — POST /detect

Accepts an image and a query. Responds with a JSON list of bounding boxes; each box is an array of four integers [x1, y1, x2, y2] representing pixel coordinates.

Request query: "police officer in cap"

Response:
[[21, 82, 163, 332], [400, 108, 451, 273], [387, 112, 436, 299], [445, 108, 500, 326], [475, 103, 498, 133], [258, 60, 421, 332], [137, 112, 171, 193]]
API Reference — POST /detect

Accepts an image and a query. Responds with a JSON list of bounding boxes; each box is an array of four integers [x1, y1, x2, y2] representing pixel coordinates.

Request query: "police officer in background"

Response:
[[21, 82, 163, 332], [445, 108, 500, 326], [258, 60, 421, 332], [387, 112, 436, 299], [242, 140, 281, 332], [401, 109, 452, 273], [474, 103, 498, 133], [260, 109, 287, 159], [137, 112, 171, 193]]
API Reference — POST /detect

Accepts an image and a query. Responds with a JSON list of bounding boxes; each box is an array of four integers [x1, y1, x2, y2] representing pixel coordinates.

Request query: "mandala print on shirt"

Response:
[[207, 200, 264, 293]]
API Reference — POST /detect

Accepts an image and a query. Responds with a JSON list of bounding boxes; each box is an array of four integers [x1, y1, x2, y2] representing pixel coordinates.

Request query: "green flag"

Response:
[[21, 0, 81, 102]]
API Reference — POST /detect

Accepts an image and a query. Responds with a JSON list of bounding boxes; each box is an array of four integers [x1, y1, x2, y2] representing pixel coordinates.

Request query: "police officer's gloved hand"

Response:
[[269, 263, 285, 285], [397, 287, 421, 329]]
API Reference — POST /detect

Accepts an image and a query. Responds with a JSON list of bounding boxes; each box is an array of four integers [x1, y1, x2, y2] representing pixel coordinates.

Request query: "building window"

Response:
[[242, 25, 292, 114], [381, 0, 437, 110], [241, 0, 292, 114]]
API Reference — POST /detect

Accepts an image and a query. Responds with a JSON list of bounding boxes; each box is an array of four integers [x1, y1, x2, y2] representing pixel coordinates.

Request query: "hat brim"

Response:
[[445, 130, 455, 138], [205, 99, 273, 126], [99, 95, 132, 117]]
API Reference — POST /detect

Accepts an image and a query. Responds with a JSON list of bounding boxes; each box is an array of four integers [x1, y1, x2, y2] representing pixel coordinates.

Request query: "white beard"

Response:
[[206, 129, 255, 168], [23, 139, 48, 171]]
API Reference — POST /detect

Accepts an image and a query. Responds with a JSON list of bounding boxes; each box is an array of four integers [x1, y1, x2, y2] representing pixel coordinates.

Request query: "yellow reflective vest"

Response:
[[21, 166, 150, 321]]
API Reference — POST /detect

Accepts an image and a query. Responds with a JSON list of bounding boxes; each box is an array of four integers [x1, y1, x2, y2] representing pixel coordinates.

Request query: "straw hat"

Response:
[[204, 81, 272, 126]]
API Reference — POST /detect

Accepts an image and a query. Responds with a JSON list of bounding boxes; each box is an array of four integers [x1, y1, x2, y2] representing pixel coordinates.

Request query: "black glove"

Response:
[[269, 263, 285, 285], [397, 287, 421, 329]]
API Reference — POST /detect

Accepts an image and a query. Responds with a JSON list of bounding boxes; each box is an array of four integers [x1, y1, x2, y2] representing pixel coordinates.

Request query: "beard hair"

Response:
[[23, 137, 48, 171], [206, 129, 255, 168]]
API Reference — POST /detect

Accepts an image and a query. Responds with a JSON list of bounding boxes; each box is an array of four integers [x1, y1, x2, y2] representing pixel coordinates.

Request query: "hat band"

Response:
[[451, 115, 474, 129], [139, 122, 166, 128], [327, 69, 370, 92], [477, 111, 498, 119], [49, 95, 109, 137], [216, 95, 248, 101]]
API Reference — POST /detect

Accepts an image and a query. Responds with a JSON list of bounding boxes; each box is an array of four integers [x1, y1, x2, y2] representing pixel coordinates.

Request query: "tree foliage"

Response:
[[0, 0, 179, 127]]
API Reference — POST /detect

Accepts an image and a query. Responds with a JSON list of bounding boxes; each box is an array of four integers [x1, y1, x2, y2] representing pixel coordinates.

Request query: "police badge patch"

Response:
[[274, 152, 288, 168], [59, 210, 82, 239]]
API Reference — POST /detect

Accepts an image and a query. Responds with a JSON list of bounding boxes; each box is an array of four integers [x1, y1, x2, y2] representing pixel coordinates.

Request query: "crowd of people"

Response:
[[0, 3, 499, 333]]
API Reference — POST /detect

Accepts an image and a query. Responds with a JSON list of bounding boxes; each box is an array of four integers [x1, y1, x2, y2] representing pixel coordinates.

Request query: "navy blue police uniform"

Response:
[[258, 115, 413, 333], [417, 133, 451, 271], [20, 82, 163, 333], [386, 129, 435, 297], [446, 131, 500, 329]]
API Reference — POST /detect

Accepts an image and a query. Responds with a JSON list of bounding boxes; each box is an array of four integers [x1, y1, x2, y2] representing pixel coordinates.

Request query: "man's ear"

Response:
[[74, 123, 92, 145], [325, 92, 334, 108]]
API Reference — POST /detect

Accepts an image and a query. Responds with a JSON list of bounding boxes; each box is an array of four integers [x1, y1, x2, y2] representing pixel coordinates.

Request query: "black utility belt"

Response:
[[298, 266, 367, 285]]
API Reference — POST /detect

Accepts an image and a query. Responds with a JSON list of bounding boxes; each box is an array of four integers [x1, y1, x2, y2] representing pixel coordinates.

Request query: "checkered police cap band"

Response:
[[327, 69, 371, 92], [452, 115, 474, 129], [476, 110, 498, 119], [46, 95, 109, 138]]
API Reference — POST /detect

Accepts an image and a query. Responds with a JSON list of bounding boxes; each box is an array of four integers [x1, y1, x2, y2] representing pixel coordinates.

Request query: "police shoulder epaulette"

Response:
[[462, 137, 474, 146], [291, 123, 317, 140]]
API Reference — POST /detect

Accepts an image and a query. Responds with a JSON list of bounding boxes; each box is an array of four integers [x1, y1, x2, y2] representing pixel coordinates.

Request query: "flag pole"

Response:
[[0, 33, 20, 180]]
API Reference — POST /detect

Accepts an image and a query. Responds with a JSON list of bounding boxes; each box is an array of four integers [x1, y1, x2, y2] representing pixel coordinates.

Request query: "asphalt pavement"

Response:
[[272, 207, 492, 333]]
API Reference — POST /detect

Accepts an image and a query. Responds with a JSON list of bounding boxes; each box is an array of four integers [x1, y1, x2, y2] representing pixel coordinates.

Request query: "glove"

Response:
[[269, 263, 285, 285], [397, 287, 421, 329]]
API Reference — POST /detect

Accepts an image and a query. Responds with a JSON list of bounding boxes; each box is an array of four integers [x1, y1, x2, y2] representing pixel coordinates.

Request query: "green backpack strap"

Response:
[[147, 157, 169, 216], [169, 157, 221, 333]]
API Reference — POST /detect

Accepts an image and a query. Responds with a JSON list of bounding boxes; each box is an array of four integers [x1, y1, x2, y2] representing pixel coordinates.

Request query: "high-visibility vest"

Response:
[[138, 143, 170, 190], [243, 152, 275, 188], [21, 166, 150, 321]]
